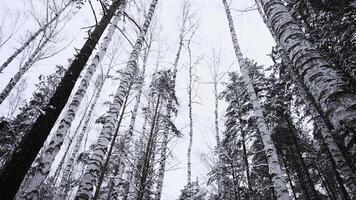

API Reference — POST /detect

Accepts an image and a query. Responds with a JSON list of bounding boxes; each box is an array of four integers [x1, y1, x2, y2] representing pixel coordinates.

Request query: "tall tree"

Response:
[[255, 0, 356, 196], [259, 0, 356, 164], [221, 0, 290, 199], [74, 0, 158, 198]]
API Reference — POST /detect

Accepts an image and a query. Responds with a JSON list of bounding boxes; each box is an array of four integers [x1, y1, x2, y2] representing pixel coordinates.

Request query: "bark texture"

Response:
[[260, 0, 356, 162], [255, 0, 356, 197]]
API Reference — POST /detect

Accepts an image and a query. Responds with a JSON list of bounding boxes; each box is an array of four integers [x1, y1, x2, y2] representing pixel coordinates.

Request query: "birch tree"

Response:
[[255, 0, 356, 196], [74, 0, 158, 198], [154, 2, 191, 199], [258, 0, 356, 163], [221, 0, 290, 199]]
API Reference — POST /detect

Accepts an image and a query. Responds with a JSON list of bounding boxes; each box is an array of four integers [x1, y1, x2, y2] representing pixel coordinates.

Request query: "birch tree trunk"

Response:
[[56, 67, 112, 200], [255, 1, 356, 197], [137, 92, 161, 200], [154, 20, 185, 200], [23, 6, 124, 199], [92, 88, 131, 200], [259, 0, 356, 160], [0, 1, 123, 198], [221, 0, 290, 199], [128, 102, 151, 200], [187, 34, 193, 188], [0, 0, 73, 73], [0, 34, 51, 104], [74, 1, 158, 198], [113, 41, 151, 199]]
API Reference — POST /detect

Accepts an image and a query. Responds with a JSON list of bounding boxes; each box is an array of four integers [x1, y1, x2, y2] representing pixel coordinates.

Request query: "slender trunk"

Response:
[[0, 1, 73, 73], [259, 0, 356, 160], [74, 1, 157, 198], [154, 25, 184, 200], [289, 146, 311, 200], [213, 78, 224, 199], [230, 160, 240, 200], [0, 35, 50, 104], [314, 164, 338, 200], [128, 101, 151, 200], [320, 138, 351, 200], [187, 38, 193, 187], [137, 93, 161, 200], [221, 0, 290, 199], [0, 1, 123, 198], [93, 89, 130, 200], [279, 150, 298, 200], [286, 117, 319, 200], [241, 126, 252, 199]]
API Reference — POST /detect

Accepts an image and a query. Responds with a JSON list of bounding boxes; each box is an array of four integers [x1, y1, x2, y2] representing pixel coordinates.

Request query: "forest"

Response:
[[0, 0, 355, 199]]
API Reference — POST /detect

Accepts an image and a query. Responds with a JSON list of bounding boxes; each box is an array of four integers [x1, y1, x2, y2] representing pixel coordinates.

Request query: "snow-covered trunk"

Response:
[[23, 7, 124, 199], [154, 31, 184, 200], [137, 93, 162, 200], [221, 0, 290, 199], [0, 35, 50, 104], [74, 1, 158, 199], [113, 43, 151, 199], [240, 124, 252, 199], [55, 69, 110, 200], [296, 79, 356, 197], [186, 38, 193, 188], [127, 101, 151, 200], [259, 0, 356, 159], [278, 150, 298, 200], [0, 0, 73, 73], [255, 1, 356, 197], [0, 1, 124, 198], [213, 77, 225, 199], [92, 88, 131, 200]]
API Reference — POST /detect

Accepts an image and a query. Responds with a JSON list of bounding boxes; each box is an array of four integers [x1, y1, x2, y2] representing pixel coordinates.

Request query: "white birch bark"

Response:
[[259, 0, 356, 159], [23, 7, 124, 198], [154, 29, 183, 200], [0, 0, 73, 73], [111, 43, 151, 199], [0, 35, 50, 104], [74, 1, 158, 198], [187, 36, 193, 188], [128, 101, 151, 200], [255, 0, 356, 197], [221, 0, 290, 199], [55, 68, 111, 200]]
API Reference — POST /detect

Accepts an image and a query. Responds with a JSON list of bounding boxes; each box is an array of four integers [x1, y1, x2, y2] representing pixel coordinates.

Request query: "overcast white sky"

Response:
[[0, 0, 275, 199]]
